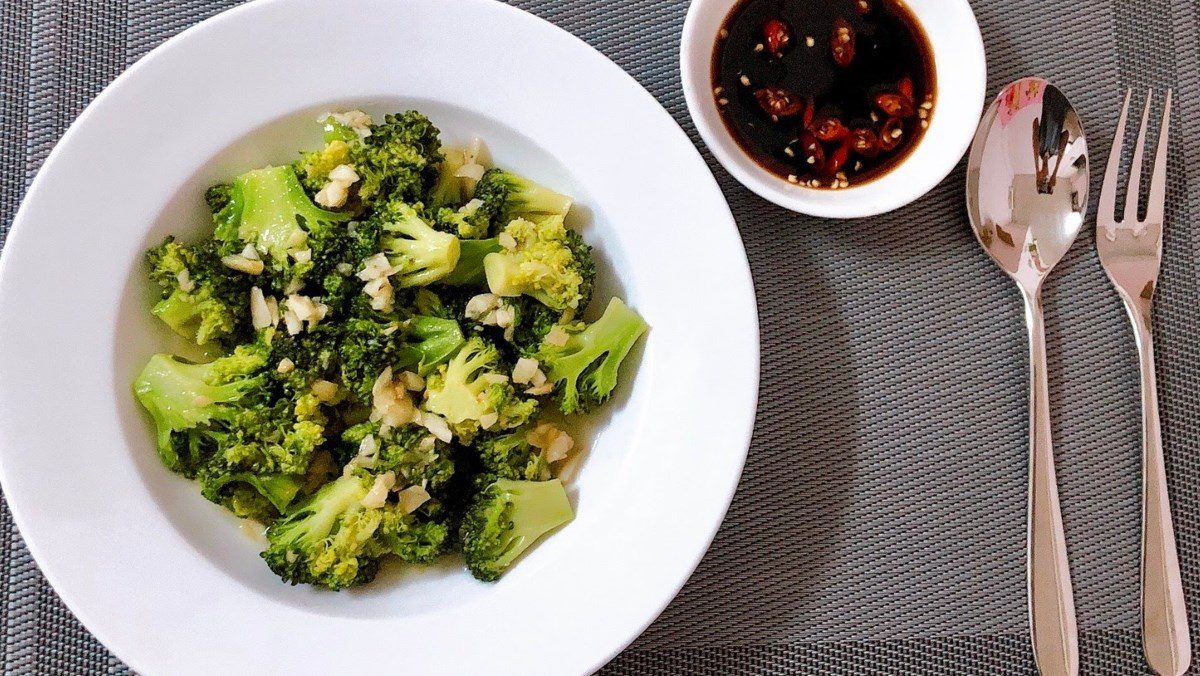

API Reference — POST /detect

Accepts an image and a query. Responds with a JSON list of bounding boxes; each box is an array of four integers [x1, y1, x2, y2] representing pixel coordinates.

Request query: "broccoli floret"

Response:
[[475, 427, 551, 481], [133, 340, 328, 481], [146, 238, 250, 347], [460, 477, 573, 581], [506, 296, 564, 353], [222, 166, 352, 271], [200, 472, 304, 522], [377, 510, 451, 564], [422, 337, 537, 443], [434, 199, 492, 240], [483, 215, 595, 311], [342, 422, 456, 493], [472, 168, 573, 233], [261, 473, 384, 590], [535, 297, 648, 414], [335, 317, 409, 402], [299, 111, 442, 209], [395, 315, 466, 375], [375, 201, 461, 288], [442, 237, 502, 286], [306, 218, 382, 315], [132, 349, 267, 473]]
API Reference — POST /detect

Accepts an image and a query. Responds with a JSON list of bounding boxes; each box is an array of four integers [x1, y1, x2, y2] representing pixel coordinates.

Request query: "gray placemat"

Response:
[[1, 0, 1197, 673]]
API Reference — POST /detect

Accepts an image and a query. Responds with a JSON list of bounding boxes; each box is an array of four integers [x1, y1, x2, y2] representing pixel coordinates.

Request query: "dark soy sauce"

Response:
[[712, 0, 936, 189]]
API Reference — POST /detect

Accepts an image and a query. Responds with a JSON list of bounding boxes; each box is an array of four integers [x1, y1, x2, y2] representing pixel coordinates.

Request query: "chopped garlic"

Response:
[[285, 294, 329, 331], [315, 181, 349, 208], [349, 434, 379, 470], [479, 412, 499, 430], [455, 163, 486, 181], [361, 472, 396, 509], [527, 422, 574, 463], [283, 307, 303, 335], [291, 248, 312, 264], [222, 254, 265, 275], [464, 293, 502, 320], [311, 380, 339, 402], [326, 110, 374, 138], [240, 244, 260, 261], [546, 432, 574, 463], [398, 485, 431, 514], [400, 371, 425, 391], [512, 358, 540, 384], [526, 383, 555, 396], [418, 411, 453, 443], [249, 287, 273, 330], [370, 367, 417, 428], [176, 269, 194, 293], [276, 358, 295, 374], [497, 232, 518, 250], [328, 164, 359, 183], [544, 325, 570, 347]]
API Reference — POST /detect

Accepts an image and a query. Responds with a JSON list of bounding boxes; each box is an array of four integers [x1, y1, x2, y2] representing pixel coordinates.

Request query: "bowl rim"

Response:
[[679, 0, 987, 218], [0, 0, 761, 673]]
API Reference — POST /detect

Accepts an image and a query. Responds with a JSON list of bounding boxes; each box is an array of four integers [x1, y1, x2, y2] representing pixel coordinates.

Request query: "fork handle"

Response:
[[1023, 288, 1079, 676], [1130, 316, 1192, 676]]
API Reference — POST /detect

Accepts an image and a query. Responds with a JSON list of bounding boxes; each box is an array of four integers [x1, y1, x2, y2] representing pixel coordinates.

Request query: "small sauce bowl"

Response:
[[680, 0, 986, 218]]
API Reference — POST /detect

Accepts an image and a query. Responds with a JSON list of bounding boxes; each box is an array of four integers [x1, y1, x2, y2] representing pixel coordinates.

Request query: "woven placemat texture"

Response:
[[1, 0, 1198, 673]]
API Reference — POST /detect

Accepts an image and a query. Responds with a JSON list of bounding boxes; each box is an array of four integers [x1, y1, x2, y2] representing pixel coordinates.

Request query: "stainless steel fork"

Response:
[[1096, 89, 1190, 676]]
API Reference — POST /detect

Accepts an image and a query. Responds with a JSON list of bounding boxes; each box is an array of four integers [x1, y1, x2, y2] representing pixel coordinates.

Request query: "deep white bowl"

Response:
[[0, 0, 760, 673], [680, 0, 987, 218]]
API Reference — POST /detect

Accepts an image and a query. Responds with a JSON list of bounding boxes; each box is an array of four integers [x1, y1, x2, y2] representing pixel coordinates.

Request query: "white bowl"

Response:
[[0, 0, 760, 673], [680, 0, 987, 218]]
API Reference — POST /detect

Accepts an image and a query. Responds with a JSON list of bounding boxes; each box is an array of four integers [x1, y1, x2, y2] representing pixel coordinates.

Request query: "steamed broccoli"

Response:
[[442, 237, 502, 286], [299, 111, 442, 209], [133, 341, 326, 482], [472, 168, 573, 232], [200, 472, 304, 522], [221, 166, 352, 269], [535, 297, 648, 414], [261, 473, 384, 590], [342, 422, 456, 493], [460, 477, 574, 581], [422, 337, 537, 443], [483, 215, 595, 311], [146, 238, 249, 347], [429, 148, 467, 210], [506, 296, 564, 353], [375, 201, 461, 288], [377, 509, 451, 564], [395, 315, 466, 375], [132, 348, 268, 473], [475, 427, 551, 481]]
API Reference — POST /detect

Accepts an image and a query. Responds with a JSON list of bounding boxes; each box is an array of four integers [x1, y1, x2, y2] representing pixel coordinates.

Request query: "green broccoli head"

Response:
[[146, 237, 251, 347], [535, 297, 648, 414], [395, 315, 466, 375], [460, 477, 574, 581], [422, 337, 537, 443], [132, 347, 268, 473], [375, 201, 461, 288], [199, 472, 304, 522], [376, 508, 451, 564], [221, 166, 353, 275], [475, 427, 551, 481], [472, 168, 573, 234], [298, 111, 442, 209], [261, 473, 384, 590], [506, 296, 564, 354], [482, 215, 595, 311], [341, 422, 456, 494], [441, 237, 502, 286]]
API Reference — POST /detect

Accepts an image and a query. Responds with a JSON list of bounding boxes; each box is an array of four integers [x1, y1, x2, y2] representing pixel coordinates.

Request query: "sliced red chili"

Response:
[[897, 76, 914, 100], [850, 127, 880, 157], [761, 18, 792, 58], [824, 138, 854, 176], [811, 115, 850, 142], [753, 87, 804, 118], [879, 118, 905, 151], [874, 92, 916, 118], [830, 18, 856, 68], [798, 131, 826, 171]]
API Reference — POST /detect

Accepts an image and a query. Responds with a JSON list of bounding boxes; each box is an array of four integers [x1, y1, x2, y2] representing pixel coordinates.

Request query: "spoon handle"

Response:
[[1127, 314, 1192, 676], [1022, 288, 1079, 676]]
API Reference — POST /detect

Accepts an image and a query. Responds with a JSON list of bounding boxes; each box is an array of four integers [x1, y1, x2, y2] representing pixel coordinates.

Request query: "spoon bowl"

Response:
[[966, 77, 1090, 676]]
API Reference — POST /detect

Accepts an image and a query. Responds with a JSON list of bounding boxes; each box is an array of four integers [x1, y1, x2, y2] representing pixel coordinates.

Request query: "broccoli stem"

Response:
[[442, 238, 502, 286]]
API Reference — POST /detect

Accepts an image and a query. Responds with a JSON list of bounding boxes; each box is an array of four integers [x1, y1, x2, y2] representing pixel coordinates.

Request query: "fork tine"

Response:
[[1123, 90, 1154, 224], [1145, 88, 1172, 225], [1099, 90, 1131, 222]]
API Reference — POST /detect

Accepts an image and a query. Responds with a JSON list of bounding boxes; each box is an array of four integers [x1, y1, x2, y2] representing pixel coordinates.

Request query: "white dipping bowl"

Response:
[[681, 0, 987, 218]]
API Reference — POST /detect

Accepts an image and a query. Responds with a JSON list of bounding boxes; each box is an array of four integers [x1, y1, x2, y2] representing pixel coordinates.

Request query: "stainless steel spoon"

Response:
[[966, 78, 1089, 676]]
